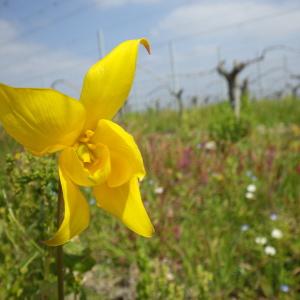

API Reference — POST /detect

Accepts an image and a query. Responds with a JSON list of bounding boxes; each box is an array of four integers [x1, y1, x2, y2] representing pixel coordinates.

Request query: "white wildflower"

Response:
[[264, 245, 276, 256], [245, 192, 254, 199], [204, 141, 216, 151], [166, 272, 174, 281], [271, 228, 283, 239], [247, 184, 256, 193], [255, 237, 267, 245], [154, 186, 164, 194], [241, 224, 250, 232], [270, 213, 278, 221]]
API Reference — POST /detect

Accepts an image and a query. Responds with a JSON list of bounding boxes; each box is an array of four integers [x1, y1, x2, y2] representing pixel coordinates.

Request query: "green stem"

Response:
[[57, 182, 64, 300]]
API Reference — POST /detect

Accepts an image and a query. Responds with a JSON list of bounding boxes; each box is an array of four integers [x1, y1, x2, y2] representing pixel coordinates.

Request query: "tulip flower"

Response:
[[0, 38, 154, 246]]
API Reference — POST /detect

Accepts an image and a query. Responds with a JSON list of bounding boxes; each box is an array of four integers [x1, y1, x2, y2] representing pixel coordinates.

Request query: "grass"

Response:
[[0, 97, 300, 299]]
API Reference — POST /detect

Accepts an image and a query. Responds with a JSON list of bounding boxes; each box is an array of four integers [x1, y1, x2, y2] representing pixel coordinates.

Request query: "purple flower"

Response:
[[280, 284, 289, 293], [241, 224, 250, 232], [270, 213, 278, 221]]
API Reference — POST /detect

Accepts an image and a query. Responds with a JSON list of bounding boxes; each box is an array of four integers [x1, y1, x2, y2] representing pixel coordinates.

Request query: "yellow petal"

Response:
[[44, 162, 90, 246], [92, 119, 145, 187], [80, 38, 150, 129], [60, 145, 111, 187], [0, 83, 86, 155], [93, 177, 154, 238]]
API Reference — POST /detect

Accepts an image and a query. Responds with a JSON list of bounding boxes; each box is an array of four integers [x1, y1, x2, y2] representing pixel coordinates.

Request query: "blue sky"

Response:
[[0, 0, 300, 109]]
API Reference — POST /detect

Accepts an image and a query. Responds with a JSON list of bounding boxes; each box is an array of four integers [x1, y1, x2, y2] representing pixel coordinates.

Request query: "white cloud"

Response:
[[149, 0, 300, 83], [94, 0, 160, 8], [0, 19, 91, 94], [0, 19, 16, 43], [154, 0, 300, 43], [139, 0, 300, 102]]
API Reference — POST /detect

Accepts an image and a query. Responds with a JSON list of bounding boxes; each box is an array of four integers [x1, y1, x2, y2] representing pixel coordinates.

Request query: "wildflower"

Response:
[[204, 141, 216, 151], [154, 186, 164, 194], [148, 179, 154, 185], [89, 198, 96, 206], [245, 170, 253, 177], [251, 175, 257, 181], [245, 192, 254, 199], [14, 152, 21, 160], [280, 284, 289, 293], [264, 245, 276, 256], [270, 213, 278, 221], [179, 147, 192, 169], [271, 228, 283, 239], [246, 184, 256, 193], [255, 236, 267, 245], [245, 171, 257, 181], [166, 272, 175, 281], [0, 39, 154, 246], [241, 224, 250, 232]]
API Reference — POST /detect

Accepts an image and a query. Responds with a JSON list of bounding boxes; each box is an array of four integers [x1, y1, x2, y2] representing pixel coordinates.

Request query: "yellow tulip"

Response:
[[0, 38, 154, 246]]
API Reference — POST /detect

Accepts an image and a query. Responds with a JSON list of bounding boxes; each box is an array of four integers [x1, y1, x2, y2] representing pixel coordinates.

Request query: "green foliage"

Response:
[[136, 246, 184, 300], [0, 98, 300, 299], [0, 153, 95, 299], [208, 109, 252, 143], [0, 153, 57, 299]]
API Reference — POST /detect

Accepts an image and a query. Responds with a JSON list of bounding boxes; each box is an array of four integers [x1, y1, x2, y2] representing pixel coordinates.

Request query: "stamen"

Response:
[[77, 144, 91, 163], [87, 143, 96, 150], [85, 130, 94, 138], [79, 129, 95, 143]]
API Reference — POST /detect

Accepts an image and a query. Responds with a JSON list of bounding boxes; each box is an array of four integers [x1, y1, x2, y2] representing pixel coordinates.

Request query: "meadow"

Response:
[[0, 97, 300, 299]]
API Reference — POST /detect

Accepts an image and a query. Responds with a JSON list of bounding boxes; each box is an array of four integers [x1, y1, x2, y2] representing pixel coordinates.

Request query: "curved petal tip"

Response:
[[140, 38, 151, 55]]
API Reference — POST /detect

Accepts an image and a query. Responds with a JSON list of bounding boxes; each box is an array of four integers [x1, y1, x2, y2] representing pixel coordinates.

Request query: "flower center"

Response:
[[74, 130, 110, 185], [77, 130, 95, 163], [79, 129, 94, 143]]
